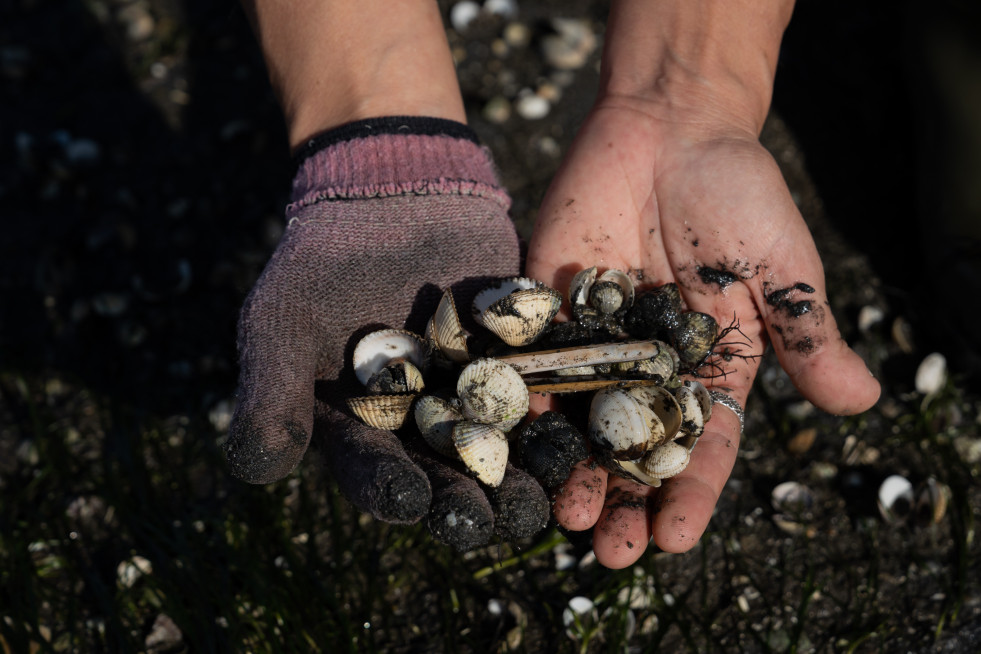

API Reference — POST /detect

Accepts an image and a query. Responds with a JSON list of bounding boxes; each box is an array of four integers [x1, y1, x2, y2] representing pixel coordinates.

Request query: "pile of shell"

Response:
[[346, 268, 721, 489]]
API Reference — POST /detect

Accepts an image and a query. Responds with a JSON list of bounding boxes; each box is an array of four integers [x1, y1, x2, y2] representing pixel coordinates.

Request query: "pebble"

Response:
[[915, 352, 947, 395], [117, 555, 153, 588], [514, 90, 550, 120], [503, 22, 531, 48], [145, 614, 182, 652], [857, 305, 885, 332], [117, 4, 155, 42], [482, 95, 511, 124]]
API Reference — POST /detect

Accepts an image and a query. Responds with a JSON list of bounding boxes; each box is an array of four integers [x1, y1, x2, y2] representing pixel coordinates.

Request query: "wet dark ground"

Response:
[[2, 0, 980, 651]]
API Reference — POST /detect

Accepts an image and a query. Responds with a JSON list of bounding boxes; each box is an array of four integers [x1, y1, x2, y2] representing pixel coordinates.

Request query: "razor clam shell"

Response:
[[452, 421, 509, 487], [346, 394, 416, 430], [627, 385, 683, 446], [428, 289, 470, 364], [588, 386, 664, 460], [456, 358, 529, 432], [525, 377, 659, 394], [414, 395, 463, 458], [352, 329, 428, 387], [639, 440, 691, 480], [496, 341, 660, 375]]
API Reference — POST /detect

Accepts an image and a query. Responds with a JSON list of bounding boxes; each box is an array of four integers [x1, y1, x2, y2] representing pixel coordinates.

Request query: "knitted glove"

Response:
[[223, 117, 549, 549]]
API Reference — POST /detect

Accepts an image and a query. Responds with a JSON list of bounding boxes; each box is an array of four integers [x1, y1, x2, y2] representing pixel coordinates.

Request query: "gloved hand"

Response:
[[223, 117, 549, 550]]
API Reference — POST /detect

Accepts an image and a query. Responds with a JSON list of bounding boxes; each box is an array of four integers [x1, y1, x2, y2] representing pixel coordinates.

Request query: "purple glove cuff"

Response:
[[288, 117, 511, 217]]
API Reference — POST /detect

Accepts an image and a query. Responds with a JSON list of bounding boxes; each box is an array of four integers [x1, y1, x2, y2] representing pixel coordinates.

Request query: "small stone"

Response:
[[915, 352, 947, 395], [117, 556, 153, 588], [145, 614, 182, 652], [118, 4, 155, 42], [892, 316, 915, 354], [787, 427, 817, 455]]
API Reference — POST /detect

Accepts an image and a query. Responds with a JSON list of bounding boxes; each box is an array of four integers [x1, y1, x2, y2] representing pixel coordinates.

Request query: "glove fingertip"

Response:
[[224, 411, 311, 484], [491, 464, 550, 541]]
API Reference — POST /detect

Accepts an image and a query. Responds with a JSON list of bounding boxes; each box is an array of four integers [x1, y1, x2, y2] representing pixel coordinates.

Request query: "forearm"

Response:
[[241, 0, 464, 151], [599, 0, 795, 135]]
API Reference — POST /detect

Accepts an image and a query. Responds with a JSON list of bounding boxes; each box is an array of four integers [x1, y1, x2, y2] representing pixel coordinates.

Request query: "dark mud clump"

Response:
[[697, 265, 740, 289], [515, 411, 588, 489], [766, 282, 816, 317]]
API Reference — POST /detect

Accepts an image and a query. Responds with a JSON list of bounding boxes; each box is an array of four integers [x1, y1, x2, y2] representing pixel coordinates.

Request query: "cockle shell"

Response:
[[456, 357, 529, 432], [346, 394, 415, 430], [352, 329, 429, 386], [673, 380, 712, 442], [414, 395, 463, 457], [427, 289, 470, 364], [365, 359, 425, 395], [473, 277, 562, 347], [639, 440, 691, 479], [590, 269, 635, 315], [452, 421, 509, 487]]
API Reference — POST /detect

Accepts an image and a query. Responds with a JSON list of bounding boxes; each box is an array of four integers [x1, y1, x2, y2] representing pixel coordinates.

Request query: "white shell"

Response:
[[414, 395, 463, 458], [877, 474, 914, 524], [587, 386, 664, 459], [427, 289, 470, 364], [352, 329, 428, 387], [613, 340, 677, 381], [456, 358, 529, 431], [472, 277, 561, 347], [915, 352, 947, 395], [569, 266, 597, 310], [639, 440, 690, 479], [452, 421, 509, 487], [627, 385, 683, 446]]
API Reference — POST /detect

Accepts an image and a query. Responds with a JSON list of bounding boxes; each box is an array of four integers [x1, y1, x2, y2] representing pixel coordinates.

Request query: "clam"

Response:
[[623, 283, 684, 339], [452, 421, 509, 487], [472, 277, 562, 347], [456, 358, 529, 432], [639, 440, 691, 480], [495, 340, 660, 375], [672, 311, 718, 370], [587, 386, 666, 459], [626, 385, 683, 447], [347, 394, 416, 430], [414, 395, 464, 457], [352, 329, 429, 386], [427, 289, 470, 364], [672, 380, 712, 443], [590, 269, 635, 315], [877, 474, 914, 524]]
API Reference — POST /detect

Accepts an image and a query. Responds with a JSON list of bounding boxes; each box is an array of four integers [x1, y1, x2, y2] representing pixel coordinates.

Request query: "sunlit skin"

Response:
[[526, 93, 881, 570]]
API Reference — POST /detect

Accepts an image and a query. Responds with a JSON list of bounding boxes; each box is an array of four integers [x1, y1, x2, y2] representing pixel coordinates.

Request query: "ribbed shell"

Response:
[[590, 269, 634, 314], [414, 395, 463, 458], [352, 329, 428, 387], [456, 358, 529, 432], [427, 289, 470, 364], [346, 394, 415, 430], [472, 277, 562, 347], [673, 311, 719, 369], [639, 441, 691, 479], [452, 421, 509, 487]]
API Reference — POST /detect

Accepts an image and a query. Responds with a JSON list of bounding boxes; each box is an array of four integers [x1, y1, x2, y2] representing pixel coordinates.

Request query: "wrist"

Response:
[[598, 0, 794, 136]]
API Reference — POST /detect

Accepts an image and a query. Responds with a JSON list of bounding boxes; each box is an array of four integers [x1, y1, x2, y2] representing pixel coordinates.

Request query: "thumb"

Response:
[[223, 252, 319, 484]]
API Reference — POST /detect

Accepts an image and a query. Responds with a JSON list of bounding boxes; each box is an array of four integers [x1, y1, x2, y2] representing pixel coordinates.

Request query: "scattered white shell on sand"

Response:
[[858, 305, 885, 333], [915, 352, 947, 395], [484, 0, 518, 19], [877, 474, 914, 524], [450, 1, 481, 31], [515, 90, 550, 120]]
